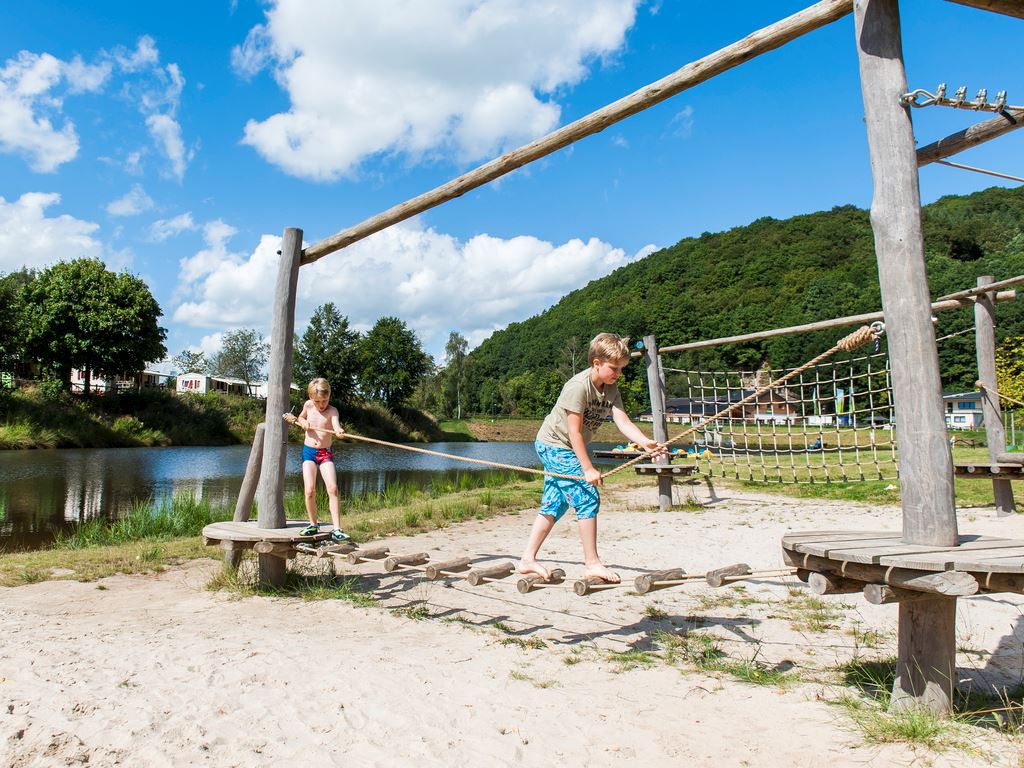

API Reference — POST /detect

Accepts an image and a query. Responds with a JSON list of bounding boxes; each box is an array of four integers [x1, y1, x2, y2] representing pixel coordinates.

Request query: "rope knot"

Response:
[[836, 325, 875, 353]]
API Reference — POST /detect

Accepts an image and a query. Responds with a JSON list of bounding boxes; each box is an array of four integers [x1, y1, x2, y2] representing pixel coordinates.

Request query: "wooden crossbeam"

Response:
[[944, 0, 1024, 19]]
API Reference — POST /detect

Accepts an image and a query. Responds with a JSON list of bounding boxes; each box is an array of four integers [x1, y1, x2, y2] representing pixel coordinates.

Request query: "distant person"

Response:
[[283, 378, 350, 542], [518, 333, 665, 583]]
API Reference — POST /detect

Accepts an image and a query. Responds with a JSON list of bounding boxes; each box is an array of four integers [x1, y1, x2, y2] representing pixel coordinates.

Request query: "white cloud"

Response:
[[150, 212, 197, 242], [171, 218, 644, 355], [106, 183, 154, 216], [177, 220, 242, 285], [237, 0, 640, 180], [0, 51, 109, 172], [0, 37, 194, 179], [670, 105, 694, 139], [0, 192, 103, 271]]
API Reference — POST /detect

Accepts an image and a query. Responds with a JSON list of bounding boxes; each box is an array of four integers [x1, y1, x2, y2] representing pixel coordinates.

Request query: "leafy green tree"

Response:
[[213, 328, 269, 394], [357, 317, 430, 410], [440, 331, 469, 418], [173, 349, 208, 374], [293, 303, 361, 403], [24, 259, 167, 391], [0, 269, 34, 372]]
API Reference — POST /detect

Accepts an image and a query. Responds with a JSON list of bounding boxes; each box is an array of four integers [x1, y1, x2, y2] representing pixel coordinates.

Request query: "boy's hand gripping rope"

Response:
[[599, 323, 886, 480]]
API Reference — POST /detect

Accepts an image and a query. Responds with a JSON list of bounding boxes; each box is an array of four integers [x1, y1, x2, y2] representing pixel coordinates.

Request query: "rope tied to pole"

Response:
[[600, 323, 886, 480], [976, 380, 1024, 410]]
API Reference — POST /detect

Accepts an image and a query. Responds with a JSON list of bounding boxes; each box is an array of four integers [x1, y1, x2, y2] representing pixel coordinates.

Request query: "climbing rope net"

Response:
[[660, 346, 898, 484]]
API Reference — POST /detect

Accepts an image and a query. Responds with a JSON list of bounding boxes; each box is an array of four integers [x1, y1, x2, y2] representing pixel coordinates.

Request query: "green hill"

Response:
[[464, 185, 1024, 416]]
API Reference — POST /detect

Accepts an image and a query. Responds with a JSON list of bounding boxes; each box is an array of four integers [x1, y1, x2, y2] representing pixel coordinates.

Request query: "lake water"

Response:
[[0, 442, 619, 551]]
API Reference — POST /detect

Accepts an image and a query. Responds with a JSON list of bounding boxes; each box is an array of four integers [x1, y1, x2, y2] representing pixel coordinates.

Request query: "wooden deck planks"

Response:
[[783, 530, 1024, 577], [203, 520, 335, 542]]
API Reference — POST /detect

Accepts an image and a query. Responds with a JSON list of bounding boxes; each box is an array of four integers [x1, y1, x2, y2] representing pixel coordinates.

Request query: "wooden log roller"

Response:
[[705, 563, 752, 587], [634, 568, 687, 595], [516, 569, 566, 594], [573, 575, 626, 596], [384, 552, 430, 572], [345, 544, 390, 565], [466, 561, 516, 586], [425, 557, 473, 580]]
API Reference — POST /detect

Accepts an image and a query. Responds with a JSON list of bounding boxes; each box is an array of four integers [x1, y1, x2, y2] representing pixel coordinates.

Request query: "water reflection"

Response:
[[0, 442, 618, 551]]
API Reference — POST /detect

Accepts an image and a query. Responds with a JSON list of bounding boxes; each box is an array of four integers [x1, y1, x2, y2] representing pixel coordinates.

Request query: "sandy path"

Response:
[[3, 483, 1024, 767]]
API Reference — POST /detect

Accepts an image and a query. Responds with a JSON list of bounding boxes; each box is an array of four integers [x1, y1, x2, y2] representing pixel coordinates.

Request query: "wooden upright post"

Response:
[[643, 335, 672, 511], [975, 275, 1014, 515], [225, 422, 265, 569], [255, 227, 303, 587], [854, 0, 958, 714]]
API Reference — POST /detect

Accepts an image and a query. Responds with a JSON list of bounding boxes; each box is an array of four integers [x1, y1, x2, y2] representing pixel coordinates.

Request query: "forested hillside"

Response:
[[462, 185, 1024, 416]]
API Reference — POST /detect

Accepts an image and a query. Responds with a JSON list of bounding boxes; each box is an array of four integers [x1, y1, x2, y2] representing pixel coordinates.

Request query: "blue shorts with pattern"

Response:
[[535, 440, 600, 522]]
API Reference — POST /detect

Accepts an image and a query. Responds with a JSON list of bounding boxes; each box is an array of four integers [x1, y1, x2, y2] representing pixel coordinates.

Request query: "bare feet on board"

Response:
[[516, 559, 550, 581], [583, 563, 621, 583]]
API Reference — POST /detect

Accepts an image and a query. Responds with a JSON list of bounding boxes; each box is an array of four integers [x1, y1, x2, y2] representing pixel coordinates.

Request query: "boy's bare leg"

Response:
[[302, 461, 319, 524], [517, 514, 555, 580], [577, 517, 619, 582], [319, 462, 342, 529]]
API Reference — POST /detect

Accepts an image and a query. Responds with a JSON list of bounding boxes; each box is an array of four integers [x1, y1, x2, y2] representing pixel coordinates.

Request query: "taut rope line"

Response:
[[282, 419, 585, 481], [600, 324, 883, 480], [281, 324, 881, 486], [976, 380, 1024, 409]]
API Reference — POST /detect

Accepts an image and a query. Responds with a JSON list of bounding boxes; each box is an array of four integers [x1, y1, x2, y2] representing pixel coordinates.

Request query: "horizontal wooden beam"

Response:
[[655, 290, 1017, 354], [301, 0, 852, 265], [917, 109, 1024, 167], [944, 0, 1024, 20]]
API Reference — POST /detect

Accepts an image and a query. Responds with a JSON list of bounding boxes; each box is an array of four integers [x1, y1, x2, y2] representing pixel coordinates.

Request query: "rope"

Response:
[[600, 324, 883, 480], [282, 418, 585, 481], [976, 380, 1024, 409], [282, 324, 881, 485], [934, 159, 1024, 185]]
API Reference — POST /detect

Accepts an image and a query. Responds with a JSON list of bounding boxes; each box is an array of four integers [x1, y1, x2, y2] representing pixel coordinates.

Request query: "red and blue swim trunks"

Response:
[[301, 445, 334, 465]]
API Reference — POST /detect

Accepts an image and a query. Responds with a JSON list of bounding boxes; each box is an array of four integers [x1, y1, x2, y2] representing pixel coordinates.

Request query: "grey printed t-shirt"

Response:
[[536, 368, 624, 450]]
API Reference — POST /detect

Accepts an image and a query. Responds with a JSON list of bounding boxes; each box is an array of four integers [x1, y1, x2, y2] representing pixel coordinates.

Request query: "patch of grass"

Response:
[[392, 605, 431, 620], [643, 603, 669, 620], [207, 564, 378, 607], [563, 649, 584, 666], [607, 650, 659, 671], [500, 637, 548, 651], [775, 588, 845, 633], [491, 620, 515, 634], [652, 630, 725, 669], [716, 657, 798, 687], [509, 670, 557, 688]]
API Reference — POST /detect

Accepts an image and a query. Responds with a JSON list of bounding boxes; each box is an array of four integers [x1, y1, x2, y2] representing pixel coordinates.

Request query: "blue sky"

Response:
[[1, 1, 1022, 369]]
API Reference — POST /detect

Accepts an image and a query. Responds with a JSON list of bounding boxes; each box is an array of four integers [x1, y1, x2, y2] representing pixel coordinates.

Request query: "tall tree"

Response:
[[358, 317, 430, 410], [441, 331, 469, 418], [293, 303, 361, 403], [24, 259, 167, 392], [173, 349, 208, 374], [214, 328, 269, 394], [0, 269, 34, 373]]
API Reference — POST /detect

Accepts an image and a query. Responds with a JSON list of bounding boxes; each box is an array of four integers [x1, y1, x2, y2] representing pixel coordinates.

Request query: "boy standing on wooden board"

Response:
[[284, 378, 351, 542], [518, 333, 665, 582]]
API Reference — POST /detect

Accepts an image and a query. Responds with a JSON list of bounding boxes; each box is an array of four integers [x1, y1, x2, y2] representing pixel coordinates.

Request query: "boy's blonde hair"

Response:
[[589, 333, 630, 365], [307, 378, 331, 398]]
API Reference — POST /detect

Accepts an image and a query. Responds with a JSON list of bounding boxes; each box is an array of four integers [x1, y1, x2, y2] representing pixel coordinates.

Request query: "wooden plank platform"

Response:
[[633, 464, 697, 476], [202, 520, 334, 543], [782, 530, 1024, 585], [954, 464, 1024, 479]]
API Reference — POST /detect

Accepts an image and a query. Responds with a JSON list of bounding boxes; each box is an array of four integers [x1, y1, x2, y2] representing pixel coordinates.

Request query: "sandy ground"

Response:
[[4, 482, 1024, 767]]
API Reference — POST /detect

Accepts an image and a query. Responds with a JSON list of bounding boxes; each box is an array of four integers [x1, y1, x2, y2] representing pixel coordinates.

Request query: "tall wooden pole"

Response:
[[255, 227, 302, 587], [644, 335, 672, 511], [975, 275, 1015, 515], [854, 0, 958, 714]]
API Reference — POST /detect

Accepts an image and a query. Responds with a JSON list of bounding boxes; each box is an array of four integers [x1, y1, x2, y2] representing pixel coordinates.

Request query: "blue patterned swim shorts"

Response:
[[535, 440, 600, 522]]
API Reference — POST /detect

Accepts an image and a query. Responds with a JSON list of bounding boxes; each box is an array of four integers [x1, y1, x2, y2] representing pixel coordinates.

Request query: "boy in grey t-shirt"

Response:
[[519, 333, 665, 583]]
